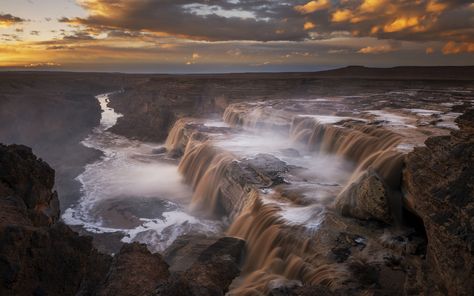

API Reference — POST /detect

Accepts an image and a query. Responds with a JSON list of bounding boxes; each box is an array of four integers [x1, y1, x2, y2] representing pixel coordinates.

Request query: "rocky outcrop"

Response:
[[335, 170, 393, 224], [97, 243, 170, 296], [0, 144, 111, 296], [0, 143, 246, 296], [164, 235, 221, 272], [155, 237, 245, 296], [403, 109, 474, 295], [0, 144, 59, 227]]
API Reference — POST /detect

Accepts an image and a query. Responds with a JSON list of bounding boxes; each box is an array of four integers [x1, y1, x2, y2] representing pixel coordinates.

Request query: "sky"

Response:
[[0, 0, 473, 73]]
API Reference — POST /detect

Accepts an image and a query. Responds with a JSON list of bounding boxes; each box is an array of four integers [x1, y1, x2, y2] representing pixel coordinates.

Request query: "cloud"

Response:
[[383, 17, 420, 33], [23, 62, 61, 68], [295, 0, 330, 14], [426, 1, 449, 13], [304, 21, 316, 30], [359, 0, 387, 13], [331, 9, 353, 23], [53, 0, 473, 46], [65, 0, 310, 41], [0, 13, 25, 27], [442, 41, 474, 54], [358, 44, 396, 54]]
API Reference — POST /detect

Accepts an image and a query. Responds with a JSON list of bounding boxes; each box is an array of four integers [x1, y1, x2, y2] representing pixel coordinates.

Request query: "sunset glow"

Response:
[[0, 0, 473, 72]]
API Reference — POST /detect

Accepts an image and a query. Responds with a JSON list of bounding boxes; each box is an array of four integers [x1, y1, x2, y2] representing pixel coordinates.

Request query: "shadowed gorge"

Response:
[[0, 68, 473, 295]]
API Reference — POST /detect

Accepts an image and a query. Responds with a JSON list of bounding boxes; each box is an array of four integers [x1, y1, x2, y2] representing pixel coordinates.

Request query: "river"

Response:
[[62, 92, 222, 252]]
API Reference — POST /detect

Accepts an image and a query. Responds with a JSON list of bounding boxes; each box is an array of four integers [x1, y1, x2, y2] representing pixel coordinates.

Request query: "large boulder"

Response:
[[155, 237, 245, 296], [403, 109, 474, 295], [335, 170, 393, 224], [97, 242, 170, 296], [164, 235, 220, 272]]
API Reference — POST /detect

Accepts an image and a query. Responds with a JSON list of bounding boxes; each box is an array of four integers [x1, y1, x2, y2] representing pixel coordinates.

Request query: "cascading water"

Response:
[[62, 93, 222, 252], [164, 98, 441, 294]]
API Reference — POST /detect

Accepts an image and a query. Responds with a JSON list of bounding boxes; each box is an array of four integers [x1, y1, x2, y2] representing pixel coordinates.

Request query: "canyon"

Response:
[[0, 67, 473, 295]]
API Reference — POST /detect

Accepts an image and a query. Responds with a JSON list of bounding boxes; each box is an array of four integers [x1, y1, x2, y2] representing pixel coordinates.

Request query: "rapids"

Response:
[[62, 93, 222, 252], [65, 90, 468, 294], [165, 95, 462, 294]]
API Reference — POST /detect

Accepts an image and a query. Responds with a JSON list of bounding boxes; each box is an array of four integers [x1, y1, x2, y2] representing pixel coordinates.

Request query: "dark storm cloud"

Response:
[[61, 0, 311, 41], [60, 0, 473, 44]]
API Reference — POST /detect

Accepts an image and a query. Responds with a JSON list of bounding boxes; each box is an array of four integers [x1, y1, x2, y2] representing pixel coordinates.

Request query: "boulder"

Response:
[[155, 237, 245, 296], [164, 235, 220, 272], [97, 242, 170, 296], [238, 153, 289, 187], [335, 170, 393, 224]]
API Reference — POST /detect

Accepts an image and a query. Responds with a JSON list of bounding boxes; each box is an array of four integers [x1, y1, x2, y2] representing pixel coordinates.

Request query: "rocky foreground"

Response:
[[0, 144, 246, 296]]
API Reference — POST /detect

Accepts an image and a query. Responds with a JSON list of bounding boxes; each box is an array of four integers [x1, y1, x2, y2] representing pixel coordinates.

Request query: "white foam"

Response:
[[436, 112, 462, 130], [406, 108, 442, 117], [63, 92, 222, 251], [203, 120, 229, 128], [367, 110, 416, 128], [296, 115, 352, 124], [122, 211, 223, 253]]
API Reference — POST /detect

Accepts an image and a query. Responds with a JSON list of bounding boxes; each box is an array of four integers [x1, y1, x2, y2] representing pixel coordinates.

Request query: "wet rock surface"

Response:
[[97, 243, 170, 296], [164, 234, 221, 272], [403, 109, 474, 295], [154, 237, 245, 296], [335, 170, 393, 224]]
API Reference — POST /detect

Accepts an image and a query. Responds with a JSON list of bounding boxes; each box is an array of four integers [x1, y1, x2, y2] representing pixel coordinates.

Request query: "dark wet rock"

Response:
[[152, 147, 167, 154], [164, 234, 220, 272], [279, 148, 301, 158], [403, 109, 474, 295], [0, 144, 112, 296], [110, 105, 176, 142], [269, 284, 337, 296], [335, 170, 393, 224], [240, 153, 289, 186], [0, 222, 112, 296], [97, 242, 170, 296], [155, 237, 245, 296], [0, 144, 59, 227]]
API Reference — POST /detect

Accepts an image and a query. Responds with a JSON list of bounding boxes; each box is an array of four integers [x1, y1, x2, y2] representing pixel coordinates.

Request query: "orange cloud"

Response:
[[359, 0, 387, 13], [426, 47, 435, 54], [331, 9, 353, 23], [426, 1, 448, 13], [303, 21, 316, 30], [384, 17, 419, 32], [442, 41, 474, 55], [358, 45, 395, 54], [295, 0, 330, 14]]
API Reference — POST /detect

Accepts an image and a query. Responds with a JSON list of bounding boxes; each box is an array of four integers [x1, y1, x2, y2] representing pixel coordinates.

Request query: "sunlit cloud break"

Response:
[[0, 0, 472, 72]]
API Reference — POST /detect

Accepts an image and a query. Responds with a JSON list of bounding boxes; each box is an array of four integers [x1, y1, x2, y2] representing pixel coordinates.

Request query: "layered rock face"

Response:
[[403, 109, 474, 295], [0, 144, 111, 296]]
